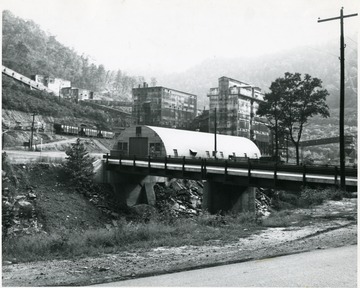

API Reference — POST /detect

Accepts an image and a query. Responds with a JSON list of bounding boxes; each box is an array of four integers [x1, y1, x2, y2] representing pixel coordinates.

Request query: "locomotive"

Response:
[[53, 123, 114, 139]]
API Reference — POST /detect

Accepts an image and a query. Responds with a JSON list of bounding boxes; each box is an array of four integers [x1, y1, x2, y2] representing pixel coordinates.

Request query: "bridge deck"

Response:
[[103, 155, 357, 190]]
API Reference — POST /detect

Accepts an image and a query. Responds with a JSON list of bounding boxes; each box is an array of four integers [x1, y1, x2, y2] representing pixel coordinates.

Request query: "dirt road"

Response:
[[2, 199, 357, 287], [3, 149, 105, 164]]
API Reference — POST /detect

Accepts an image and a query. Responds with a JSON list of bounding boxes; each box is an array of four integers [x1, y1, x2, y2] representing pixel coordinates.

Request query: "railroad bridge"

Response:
[[95, 126, 357, 214]]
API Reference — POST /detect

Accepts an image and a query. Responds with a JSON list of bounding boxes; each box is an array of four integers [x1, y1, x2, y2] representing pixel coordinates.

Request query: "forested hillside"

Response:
[[2, 10, 145, 100], [2, 76, 115, 129], [2, 9, 357, 118], [3, 9, 357, 109], [159, 40, 358, 110]]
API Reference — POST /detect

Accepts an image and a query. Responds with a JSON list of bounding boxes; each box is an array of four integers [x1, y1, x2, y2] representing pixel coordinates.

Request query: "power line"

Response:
[[343, 41, 358, 52], [305, 46, 339, 58], [346, 36, 358, 45], [305, 45, 356, 65]]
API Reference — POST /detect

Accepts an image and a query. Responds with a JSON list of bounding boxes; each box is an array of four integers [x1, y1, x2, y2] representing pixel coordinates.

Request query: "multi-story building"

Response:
[[31, 75, 71, 96], [208, 76, 271, 154], [132, 83, 197, 129]]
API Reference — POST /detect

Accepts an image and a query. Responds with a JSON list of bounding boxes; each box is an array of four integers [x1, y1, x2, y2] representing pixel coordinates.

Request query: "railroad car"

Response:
[[53, 123, 114, 139], [99, 130, 115, 139], [110, 125, 261, 160]]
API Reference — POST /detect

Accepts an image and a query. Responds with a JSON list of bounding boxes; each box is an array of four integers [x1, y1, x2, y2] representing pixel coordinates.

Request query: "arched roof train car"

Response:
[[111, 125, 261, 159]]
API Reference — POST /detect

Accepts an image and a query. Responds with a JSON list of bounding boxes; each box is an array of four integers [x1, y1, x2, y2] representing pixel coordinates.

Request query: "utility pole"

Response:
[[214, 107, 217, 158], [30, 112, 37, 151], [250, 91, 254, 142], [318, 7, 357, 190]]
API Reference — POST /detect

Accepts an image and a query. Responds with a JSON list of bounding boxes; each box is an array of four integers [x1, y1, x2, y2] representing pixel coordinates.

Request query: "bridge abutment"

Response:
[[203, 181, 256, 214]]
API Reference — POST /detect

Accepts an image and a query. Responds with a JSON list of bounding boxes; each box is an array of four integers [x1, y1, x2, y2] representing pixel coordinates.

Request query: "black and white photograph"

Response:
[[1, 0, 358, 286]]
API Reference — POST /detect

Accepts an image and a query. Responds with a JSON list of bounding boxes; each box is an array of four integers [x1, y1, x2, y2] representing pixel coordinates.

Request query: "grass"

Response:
[[3, 186, 350, 263], [261, 210, 311, 227], [270, 187, 346, 210], [3, 190, 351, 263], [2, 160, 351, 264], [2, 212, 261, 263], [299, 187, 345, 206]]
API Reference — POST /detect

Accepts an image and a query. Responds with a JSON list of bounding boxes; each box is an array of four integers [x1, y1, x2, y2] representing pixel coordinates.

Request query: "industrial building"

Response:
[[208, 76, 271, 154], [31, 75, 71, 96], [111, 125, 261, 159], [61, 87, 93, 102], [132, 83, 197, 129]]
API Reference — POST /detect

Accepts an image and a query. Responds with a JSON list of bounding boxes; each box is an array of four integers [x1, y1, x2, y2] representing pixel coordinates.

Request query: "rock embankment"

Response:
[[154, 179, 272, 218]]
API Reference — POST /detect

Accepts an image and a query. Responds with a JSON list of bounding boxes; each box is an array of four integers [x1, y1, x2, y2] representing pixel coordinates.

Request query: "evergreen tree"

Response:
[[64, 138, 95, 193]]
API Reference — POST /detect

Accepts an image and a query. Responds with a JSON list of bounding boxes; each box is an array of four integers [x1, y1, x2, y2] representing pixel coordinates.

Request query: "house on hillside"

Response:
[[208, 76, 271, 155], [31, 75, 71, 96]]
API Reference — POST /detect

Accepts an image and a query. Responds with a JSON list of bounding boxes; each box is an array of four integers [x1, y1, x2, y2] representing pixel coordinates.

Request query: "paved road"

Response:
[[94, 245, 357, 287]]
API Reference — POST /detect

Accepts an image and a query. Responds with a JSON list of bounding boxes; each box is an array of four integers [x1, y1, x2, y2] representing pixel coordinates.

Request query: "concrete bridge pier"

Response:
[[108, 172, 166, 207], [203, 181, 256, 214], [95, 161, 256, 213], [94, 162, 164, 207]]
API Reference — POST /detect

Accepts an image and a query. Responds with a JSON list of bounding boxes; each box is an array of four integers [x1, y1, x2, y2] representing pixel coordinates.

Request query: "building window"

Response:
[[136, 126, 142, 136], [118, 142, 128, 151], [150, 143, 161, 154]]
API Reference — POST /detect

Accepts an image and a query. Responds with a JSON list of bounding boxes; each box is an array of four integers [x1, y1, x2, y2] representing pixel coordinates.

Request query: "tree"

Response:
[[283, 73, 330, 165], [257, 78, 288, 161], [258, 72, 330, 165], [95, 64, 106, 91], [113, 69, 123, 98], [150, 77, 157, 87], [63, 138, 95, 193]]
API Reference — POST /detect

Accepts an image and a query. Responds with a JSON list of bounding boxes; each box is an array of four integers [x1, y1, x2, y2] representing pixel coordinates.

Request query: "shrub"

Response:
[[299, 187, 343, 207], [63, 138, 95, 194], [279, 192, 299, 206], [327, 188, 344, 201], [197, 211, 227, 227], [197, 211, 256, 228], [299, 187, 326, 206], [2, 152, 17, 240]]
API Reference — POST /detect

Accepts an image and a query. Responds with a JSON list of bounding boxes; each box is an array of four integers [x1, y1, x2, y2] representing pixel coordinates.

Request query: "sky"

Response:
[[1, 0, 359, 76]]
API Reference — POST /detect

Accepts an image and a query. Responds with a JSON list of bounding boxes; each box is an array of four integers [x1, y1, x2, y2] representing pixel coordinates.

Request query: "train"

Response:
[[53, 123, 115, 139]]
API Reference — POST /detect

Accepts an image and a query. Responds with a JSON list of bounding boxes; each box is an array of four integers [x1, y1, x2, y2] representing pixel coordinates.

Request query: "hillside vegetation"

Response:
[[3, 9, 357, 110], [159, 41, 358, 110], [2, 9, 357, 163], [2, 76, 110, 128], [2, 10, 147, 100]]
